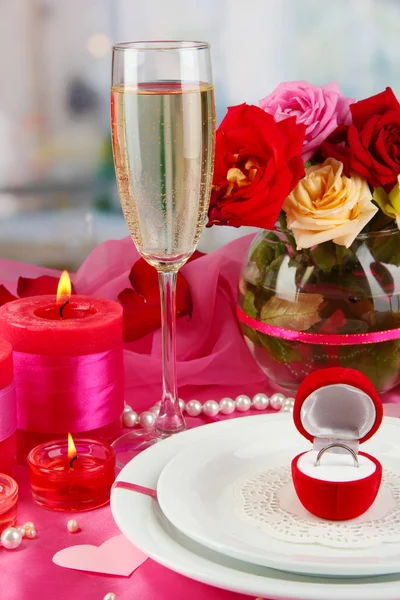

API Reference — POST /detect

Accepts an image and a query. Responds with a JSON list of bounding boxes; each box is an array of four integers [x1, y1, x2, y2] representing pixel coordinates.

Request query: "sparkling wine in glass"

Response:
[[110, 41, 215, 462]]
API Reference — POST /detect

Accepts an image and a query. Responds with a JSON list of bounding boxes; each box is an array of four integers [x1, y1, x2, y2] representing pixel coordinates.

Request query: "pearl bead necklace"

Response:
[[122, 393, 295, 431]]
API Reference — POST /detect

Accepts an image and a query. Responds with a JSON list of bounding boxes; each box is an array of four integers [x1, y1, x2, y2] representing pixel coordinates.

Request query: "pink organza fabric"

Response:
[[57, 234, 270, 410]]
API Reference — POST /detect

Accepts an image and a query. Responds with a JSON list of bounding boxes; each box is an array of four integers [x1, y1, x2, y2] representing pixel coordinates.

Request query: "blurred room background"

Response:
[[1, 0, 399, 270]]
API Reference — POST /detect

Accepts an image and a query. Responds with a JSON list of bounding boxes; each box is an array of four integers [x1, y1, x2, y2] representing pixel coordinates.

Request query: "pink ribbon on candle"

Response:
[[13, 347, 124, 433], [237, 306, 400, 346], [0, 383, 17, 442]]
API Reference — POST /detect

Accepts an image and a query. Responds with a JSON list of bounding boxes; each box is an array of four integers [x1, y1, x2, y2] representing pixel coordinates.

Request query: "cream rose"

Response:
[[283, 158, 377, 249]]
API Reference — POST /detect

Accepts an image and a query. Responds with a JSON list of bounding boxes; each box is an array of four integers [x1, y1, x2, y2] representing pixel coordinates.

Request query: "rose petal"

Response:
[[0, 285, 17, 307], [17, 275, 76, 298], [120, 257, 196, 341]]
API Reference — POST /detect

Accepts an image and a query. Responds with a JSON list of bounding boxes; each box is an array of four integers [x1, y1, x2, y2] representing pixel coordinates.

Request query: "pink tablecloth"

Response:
[[2, 403, 399, 600], [2, 235, 400, 599], [4, 461, 256, 600]]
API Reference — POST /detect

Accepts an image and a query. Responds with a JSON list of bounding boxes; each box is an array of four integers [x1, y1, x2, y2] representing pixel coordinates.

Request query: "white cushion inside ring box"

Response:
[[300, 383, 377, 452], [297, 450, 377, 483]]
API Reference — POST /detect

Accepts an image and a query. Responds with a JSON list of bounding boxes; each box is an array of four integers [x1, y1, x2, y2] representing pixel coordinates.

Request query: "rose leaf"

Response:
[[242, 291, 258, 319], [260, 293, 324, 331], [310, 241, 337, 272], [257, 333, 302, 363]]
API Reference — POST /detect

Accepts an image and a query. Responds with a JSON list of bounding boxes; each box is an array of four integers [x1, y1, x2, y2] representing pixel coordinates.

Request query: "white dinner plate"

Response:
[[156, 415, 400, 577], [111, 414, 400, 600]]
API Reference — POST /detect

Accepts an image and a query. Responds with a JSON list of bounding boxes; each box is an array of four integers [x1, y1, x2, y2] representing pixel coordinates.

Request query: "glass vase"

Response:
[[238, 226, 400, 394]]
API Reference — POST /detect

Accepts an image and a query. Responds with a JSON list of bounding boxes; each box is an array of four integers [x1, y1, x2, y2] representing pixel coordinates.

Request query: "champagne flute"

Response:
[[110, 41, 215, 462]]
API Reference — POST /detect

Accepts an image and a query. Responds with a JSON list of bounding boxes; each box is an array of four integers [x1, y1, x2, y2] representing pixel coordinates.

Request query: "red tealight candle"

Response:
[[27, 434, 116, 511], [0, 474, 18, 531], [0, 272, 124, 463]]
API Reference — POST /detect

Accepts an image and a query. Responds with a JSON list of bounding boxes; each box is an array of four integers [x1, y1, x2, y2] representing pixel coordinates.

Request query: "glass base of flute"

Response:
[[110, 40, 215, 466], [112, 271, 187, 466]]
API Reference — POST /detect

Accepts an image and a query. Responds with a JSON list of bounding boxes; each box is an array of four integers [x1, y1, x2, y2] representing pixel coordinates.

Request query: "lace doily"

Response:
[[237, 466, 400, 548]]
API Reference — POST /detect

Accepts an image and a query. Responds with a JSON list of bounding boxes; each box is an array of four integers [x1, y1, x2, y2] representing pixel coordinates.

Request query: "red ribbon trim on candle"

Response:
[[237, 307, 400, 346], [13, 347, 124, 433], [0, 383, 17, 442]]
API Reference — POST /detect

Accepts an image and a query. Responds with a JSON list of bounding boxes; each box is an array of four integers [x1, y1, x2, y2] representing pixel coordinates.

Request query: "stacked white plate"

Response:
[[111, 414, 400, 600]]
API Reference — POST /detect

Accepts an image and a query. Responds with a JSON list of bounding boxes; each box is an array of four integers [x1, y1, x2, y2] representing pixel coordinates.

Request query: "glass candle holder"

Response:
[[0, 474, 18, 532], [17, 420, 121, 466], [27, 439, 116, 511]]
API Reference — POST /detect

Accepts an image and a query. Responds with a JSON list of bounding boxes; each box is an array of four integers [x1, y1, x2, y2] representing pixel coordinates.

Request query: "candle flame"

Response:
[[67, 432, 77, 461], [57, 270, 72, 303]]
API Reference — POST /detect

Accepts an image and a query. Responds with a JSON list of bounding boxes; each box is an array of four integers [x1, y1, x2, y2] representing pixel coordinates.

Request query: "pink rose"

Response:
[[260, 81, 354, 162]]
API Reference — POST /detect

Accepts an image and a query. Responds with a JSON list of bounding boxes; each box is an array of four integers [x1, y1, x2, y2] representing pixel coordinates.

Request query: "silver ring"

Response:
[[315, 443, 359, 468]]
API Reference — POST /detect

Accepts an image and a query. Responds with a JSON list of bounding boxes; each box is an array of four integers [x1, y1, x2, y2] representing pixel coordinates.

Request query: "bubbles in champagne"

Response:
[[111, 81, 215, 272]]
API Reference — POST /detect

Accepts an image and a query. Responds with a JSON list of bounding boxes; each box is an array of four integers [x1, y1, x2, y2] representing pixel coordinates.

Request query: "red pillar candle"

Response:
[[27, 436, 115, 511], [0, 340, 17, 476], [0, 292, 124, 464]]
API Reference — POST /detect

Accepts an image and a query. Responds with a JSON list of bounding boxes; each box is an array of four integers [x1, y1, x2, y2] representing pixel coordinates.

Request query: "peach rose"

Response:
[[283, 158, 377, 249]]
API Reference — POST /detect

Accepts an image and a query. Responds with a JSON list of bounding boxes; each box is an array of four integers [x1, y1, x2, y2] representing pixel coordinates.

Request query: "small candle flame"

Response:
[[67, 432, 77, 462], [57, 270, 72, 304]]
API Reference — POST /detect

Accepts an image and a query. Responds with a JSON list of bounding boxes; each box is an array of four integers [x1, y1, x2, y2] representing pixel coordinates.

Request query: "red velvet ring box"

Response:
[[291, 368, 383, 521]]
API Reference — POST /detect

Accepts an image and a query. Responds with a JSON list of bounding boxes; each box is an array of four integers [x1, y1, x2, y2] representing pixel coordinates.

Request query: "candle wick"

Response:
[[69, 455, 78, 469], [59, 300, 70, 319]]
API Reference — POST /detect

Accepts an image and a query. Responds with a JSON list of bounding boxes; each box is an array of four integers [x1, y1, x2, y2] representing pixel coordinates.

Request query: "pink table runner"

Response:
[[1, 235, 400, 599]]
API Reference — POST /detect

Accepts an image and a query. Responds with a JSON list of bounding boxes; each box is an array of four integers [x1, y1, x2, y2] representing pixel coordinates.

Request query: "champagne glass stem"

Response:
[[154, 271, 186, 436]]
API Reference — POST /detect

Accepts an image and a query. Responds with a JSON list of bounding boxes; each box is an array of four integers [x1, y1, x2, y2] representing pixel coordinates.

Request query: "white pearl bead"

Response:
[[123, 405, 133, 414], [270, 393, 286, 410], [23, 521, 34, 530], [203, 400, 219, 417], [122, 410, 139, 428], [1, 527, 22, 549], [67, 519, 80, 533], [282, 397, 295, 410], [149, 405, 160, 414], [235, 395, 251, 412], [219, 398, 235, 415], [25, 528, 36, 539], [178, 398, 185, 411], [252, 393, 269, 410], [139, 411, 156, 430], [186, 400, 202, 417], [16, 526, 25, 537], [104, 593, 117, 600]]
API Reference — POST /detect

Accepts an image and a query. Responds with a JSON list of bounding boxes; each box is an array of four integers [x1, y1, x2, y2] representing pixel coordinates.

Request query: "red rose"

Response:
[[207, 103, 305, 229], [322, 88, 400, 189], [118, 253, 203, 342]]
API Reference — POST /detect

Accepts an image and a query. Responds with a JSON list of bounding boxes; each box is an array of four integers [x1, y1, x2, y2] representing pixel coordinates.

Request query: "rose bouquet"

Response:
[[208, 82, 400, 393]]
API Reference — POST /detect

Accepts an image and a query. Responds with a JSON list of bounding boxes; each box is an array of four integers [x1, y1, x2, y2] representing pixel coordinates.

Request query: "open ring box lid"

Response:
[[291, 368, 383, 521]]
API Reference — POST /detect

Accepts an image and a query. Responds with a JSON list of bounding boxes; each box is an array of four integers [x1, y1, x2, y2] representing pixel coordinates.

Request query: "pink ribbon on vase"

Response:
[[237, 307, 400, 346], [0, 382, 17, 442], [13, 347, 124, 433]]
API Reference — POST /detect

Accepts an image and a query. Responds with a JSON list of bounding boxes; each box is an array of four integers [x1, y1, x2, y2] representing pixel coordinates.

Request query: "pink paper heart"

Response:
[[53, 534, 147, 576]]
